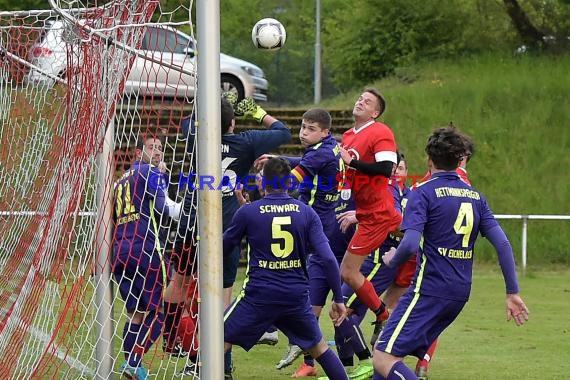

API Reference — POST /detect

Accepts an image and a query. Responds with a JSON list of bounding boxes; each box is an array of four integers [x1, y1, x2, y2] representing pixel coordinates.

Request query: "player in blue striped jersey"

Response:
[[223, 157, 349, 380], [373, 126, 529, 380]]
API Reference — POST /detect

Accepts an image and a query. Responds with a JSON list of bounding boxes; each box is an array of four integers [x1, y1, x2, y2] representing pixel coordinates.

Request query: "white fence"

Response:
[[2, 211, 568, 274], [495, 214, 570, 274]]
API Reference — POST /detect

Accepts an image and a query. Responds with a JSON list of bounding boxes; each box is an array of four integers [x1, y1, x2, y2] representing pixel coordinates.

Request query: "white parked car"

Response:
[[26, 20, 268, 101]]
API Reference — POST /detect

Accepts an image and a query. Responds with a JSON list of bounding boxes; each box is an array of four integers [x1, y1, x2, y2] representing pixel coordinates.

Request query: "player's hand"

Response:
[[236, 97, 267, 123], [382, 247, 397, 267], [506, 294, 529, 326], [337, 144, 352, 165], [253, 154, 275, 171], [329, 302, 347, 327], [337, 210, 357, 233], [158, 161, 168, 173], [235, 183, 251, 206], [222, 91, 239, 112]]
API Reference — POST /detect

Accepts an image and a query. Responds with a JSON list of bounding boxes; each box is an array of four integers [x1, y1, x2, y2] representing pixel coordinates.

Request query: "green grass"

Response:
[[231, 265, 570, 379]]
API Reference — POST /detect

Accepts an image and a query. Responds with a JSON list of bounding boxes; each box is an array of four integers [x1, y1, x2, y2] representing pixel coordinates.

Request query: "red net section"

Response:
[[0, 2, 199, 378]]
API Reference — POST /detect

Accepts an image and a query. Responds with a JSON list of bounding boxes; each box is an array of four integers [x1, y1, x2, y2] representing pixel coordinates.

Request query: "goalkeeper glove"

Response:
[[222, 91, 239, 111], [236, 97, 267, 123]]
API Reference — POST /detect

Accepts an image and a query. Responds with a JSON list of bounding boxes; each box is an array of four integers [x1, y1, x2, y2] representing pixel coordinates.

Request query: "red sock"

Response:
[[416, 338, 439, 370], [355, 279, 388, 320]]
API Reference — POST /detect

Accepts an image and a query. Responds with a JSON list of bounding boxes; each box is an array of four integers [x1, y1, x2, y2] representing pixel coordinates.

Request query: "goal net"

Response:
[[0, 1, 201, 378]]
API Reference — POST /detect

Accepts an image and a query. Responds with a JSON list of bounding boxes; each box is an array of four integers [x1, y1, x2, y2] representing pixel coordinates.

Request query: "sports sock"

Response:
[[142, 311, 165, 352], [335, 317, 371, 360], [355, 279, 389, 320], [122, 321, 143, 368], [373, 372, 386, 380], [163, 301, 184, 348], [315, 348, 348, 380], [334, 325, 355, 365], [224, 349, 233, 374], [387, 361, 418, 380], [416, 338, 438, 370]]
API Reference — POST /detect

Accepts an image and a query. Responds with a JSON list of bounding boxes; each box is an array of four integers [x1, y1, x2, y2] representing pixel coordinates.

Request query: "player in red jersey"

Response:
[[338, 88, 402, 326]]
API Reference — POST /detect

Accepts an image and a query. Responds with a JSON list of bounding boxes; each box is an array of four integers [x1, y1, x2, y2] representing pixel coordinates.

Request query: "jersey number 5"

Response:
[[454, 202, 474, 248], [271, 216, 294, 258], [115, 182, 135, 216]]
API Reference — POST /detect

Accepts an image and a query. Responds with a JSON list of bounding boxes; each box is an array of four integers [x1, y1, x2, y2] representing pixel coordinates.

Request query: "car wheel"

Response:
[[221, 74, 244, 101]]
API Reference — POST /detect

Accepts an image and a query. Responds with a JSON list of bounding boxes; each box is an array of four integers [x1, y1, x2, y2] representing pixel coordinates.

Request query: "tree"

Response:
[[502, 0, 545, 45]]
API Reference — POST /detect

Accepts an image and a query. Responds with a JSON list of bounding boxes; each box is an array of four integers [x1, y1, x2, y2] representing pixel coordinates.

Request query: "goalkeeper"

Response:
[[163, 95, 291, 379]]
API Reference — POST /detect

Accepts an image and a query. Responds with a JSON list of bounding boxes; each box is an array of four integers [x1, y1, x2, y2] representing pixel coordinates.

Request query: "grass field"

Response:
[[230, 265, 570, 380]]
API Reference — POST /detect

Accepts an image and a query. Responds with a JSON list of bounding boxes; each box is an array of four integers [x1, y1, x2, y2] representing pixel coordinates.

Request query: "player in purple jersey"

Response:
[[372, 126, 529, 380], [163, 96, 291, 378], [223, 157, 349, 380], [256, 108, 349, 377], [112, 136, 180, 380]]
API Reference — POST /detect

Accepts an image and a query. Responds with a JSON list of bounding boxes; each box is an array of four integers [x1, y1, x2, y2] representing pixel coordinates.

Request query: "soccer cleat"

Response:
[[276, 344, 304, 369], [292, 362, 318, 377], [176, 362, 200, 378], [119, 361, 148, 380], [416, 365, 429, 380], [347, 363, 374, 380], [369, 319, 386, 347], [257, 330, 279, 345], [163, 340, 189, 358]]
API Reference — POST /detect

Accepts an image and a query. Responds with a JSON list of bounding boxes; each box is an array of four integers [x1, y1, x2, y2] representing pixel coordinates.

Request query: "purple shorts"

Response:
[[375, 291, 466, 359], [224, 294, 323, 351]]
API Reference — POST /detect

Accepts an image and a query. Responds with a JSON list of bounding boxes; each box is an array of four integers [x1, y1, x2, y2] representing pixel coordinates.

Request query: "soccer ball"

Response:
[[251, 18, 286, 50]]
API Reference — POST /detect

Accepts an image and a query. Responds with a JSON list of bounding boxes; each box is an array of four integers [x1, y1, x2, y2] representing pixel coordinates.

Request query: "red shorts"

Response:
[[348, 213, 402, 256], [394, 254, 417, 287]]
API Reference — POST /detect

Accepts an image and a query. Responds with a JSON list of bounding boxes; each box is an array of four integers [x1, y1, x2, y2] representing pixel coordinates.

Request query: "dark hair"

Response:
[[221, 98, 235, 135], [262, 157, 292, 192], [396, 150, 405, 166], [302, 108, 332, 131], [364, 87, 387, 117], [425, 126, 472, 171]]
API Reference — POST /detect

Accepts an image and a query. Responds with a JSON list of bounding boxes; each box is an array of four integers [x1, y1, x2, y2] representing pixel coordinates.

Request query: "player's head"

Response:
[[221, 97, 235, 135], [262, 157, 292, 193], [425, 126, 471, 171], [136, 135, 163, 166], [299, 108, 332, 147], [394, 151, 408, 181], [352, 87, 386, 121]]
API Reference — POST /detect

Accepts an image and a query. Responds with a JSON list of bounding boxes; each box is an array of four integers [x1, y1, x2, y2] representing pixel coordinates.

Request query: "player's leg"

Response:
[[291, 255, 327, 377], [340, 251, 389, 323], [415, 338, 438, 379], [163, 237, 197, 356], [276, 299, 348, 380], [224, 296, 277, 379], [222, 245, 242, 378]]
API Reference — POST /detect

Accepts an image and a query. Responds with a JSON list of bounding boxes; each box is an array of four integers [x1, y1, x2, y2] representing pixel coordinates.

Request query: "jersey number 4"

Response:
[[453, 202, 474, 248], [271, 216, 294, 258]]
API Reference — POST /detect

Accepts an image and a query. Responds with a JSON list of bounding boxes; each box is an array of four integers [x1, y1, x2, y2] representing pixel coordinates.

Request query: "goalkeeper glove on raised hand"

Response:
[[222, 91, 239, 111], [236, 97, 267, 123]]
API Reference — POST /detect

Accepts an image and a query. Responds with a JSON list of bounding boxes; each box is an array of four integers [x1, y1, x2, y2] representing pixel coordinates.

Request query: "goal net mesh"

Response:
[[0, 1, 199, 378]]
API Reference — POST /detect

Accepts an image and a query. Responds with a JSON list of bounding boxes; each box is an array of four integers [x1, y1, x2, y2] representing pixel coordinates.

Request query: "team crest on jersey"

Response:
[[341, 189, 352, 200]]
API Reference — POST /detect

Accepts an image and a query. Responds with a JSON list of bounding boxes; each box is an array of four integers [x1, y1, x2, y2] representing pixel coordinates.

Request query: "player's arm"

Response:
[[383, 229, 422, 267], [222, 206, 248, 255], [307, 211, 343, 303]]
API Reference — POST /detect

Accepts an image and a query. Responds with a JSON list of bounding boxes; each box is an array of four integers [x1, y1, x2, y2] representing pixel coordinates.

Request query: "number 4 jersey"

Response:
[[403, 171, 500, 301]]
